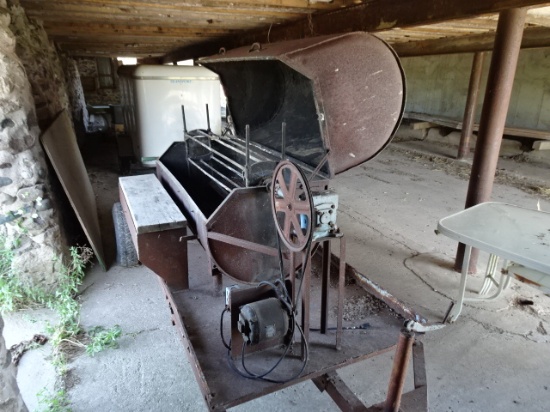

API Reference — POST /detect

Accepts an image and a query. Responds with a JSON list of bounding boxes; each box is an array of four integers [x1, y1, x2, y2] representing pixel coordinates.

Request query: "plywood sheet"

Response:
[[41, 110, 106, 270]]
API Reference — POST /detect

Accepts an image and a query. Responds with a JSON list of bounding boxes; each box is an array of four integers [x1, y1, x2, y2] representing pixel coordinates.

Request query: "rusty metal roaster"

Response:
[[138, 32, 435, 411], [156, 32, 406, 286]]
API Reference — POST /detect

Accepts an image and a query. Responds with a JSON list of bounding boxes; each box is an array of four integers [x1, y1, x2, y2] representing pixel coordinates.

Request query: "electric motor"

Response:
[[237, 297, 290, 345]]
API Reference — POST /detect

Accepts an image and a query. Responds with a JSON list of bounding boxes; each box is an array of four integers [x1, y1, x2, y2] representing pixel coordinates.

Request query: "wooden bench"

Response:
[[405, 112, 550, 141], [119, 174, 192, 290]]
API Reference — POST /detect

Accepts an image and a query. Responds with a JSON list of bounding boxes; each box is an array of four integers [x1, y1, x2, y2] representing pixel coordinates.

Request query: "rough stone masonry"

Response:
[[0, 316, 27, 412], [0, 0, 67, 290]]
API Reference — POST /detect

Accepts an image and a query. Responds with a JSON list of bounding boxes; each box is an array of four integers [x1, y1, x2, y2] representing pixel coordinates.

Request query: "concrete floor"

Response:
[[4, 134, 550, 411]]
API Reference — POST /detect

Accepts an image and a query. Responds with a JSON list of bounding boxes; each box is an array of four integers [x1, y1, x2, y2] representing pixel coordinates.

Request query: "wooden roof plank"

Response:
[[53, 36, 218, 45], [25, 9, 296, 24], [38, 15, 271, 32], [163, 0, 550, 62], [44, 22, 239, 38], [393, 26, 550, 56], [20, 0, 318, 19], [26, 0, 354, 13]]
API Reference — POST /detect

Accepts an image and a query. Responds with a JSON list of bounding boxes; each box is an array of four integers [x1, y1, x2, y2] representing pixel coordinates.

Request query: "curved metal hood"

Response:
[[200, 32, 405, 177]]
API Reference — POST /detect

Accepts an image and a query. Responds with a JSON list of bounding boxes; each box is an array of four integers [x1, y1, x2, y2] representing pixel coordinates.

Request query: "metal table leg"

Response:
[[479, 253, 499, 295], [448, 244, 471, 322], [479, 255, 513, 300]]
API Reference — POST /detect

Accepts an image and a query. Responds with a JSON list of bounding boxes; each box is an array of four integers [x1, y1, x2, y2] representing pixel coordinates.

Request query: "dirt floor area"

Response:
[[4, 130, 550, 411]]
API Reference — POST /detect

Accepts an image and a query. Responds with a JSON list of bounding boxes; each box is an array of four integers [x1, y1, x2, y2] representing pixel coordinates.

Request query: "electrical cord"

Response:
[[239, 318, 309, 384], [292, 239, 313, 315], [224, 276, 310, 383], [239, 322, 294, 381], [223, 171, 314, 383], [220, 308, 231, 350], [226, 307, 309, 384]]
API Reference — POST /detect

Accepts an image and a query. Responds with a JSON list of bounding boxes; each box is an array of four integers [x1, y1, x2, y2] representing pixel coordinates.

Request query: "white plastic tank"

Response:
[[118, 64, 221, 166]]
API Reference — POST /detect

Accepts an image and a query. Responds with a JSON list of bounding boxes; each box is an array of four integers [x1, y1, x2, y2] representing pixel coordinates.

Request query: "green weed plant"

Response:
[[1, 240, 123, 411]]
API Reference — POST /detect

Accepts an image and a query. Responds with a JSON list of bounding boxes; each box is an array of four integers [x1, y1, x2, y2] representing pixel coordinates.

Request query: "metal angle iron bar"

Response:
[[197, 159, 240, 188], [207, 231, 279, 257], [229, 135, 326, 180], [194, 129, 278, 165], [223, 136, 275, 162], [312, 371, 369, 411], [231, 136, 284, 161], [211, 155, 242, 176], [212, 138, 266, 163], [188, 158, 232, 192], [186, 134, 245, 171], [412, 341, 427, 389]]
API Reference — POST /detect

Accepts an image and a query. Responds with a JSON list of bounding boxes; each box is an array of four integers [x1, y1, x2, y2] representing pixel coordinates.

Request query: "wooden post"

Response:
[[457, 52, 485, 160]]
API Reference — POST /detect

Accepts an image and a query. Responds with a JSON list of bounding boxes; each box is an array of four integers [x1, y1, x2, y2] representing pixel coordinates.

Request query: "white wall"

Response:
[[401, 47, 550, 131]]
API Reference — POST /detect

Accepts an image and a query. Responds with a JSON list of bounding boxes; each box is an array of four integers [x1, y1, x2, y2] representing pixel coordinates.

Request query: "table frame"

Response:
[[437, 202, 550, 322]]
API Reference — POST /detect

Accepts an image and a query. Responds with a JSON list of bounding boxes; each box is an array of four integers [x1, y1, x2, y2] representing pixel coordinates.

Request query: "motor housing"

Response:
[[238, 297, 290, 345]]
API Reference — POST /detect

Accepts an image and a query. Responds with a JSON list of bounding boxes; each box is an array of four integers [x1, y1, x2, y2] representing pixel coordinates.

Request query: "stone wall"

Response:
[[0, 316, 28, 412], [8, 2, 70, 130], [75, 57, 121, 105], [0, 1, 66, 290]]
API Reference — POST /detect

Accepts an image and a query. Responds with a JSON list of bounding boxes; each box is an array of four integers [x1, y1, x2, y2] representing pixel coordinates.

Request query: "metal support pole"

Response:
[[205, 103, 211, 132], [457, 52, 484, 160], [384, 330, 415, 412], [336, 236, 345, 351], [455, 8, 526, 273], [301, 250, 311, 361], [320, 240, 330, 334], [289, 251, 296, 304], [245, 124, 250, 187], [181, 105, 188, 134], [281, 122, 286, 160], [208, 254, 223, 297]]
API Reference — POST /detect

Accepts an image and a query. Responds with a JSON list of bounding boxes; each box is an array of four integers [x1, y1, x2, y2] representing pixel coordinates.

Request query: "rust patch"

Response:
[[513, 273, 542, 287]]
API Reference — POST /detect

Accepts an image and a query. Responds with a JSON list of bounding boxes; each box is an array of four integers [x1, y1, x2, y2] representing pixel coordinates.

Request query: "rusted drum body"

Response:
[[157, 32, 405, 284]]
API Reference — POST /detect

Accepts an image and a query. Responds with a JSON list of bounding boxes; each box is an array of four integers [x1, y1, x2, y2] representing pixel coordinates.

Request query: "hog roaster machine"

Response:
[[119, 32, 432, 411]]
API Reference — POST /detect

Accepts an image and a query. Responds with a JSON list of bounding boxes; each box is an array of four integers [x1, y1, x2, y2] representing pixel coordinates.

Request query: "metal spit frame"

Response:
[[184, 123, 328, 194]]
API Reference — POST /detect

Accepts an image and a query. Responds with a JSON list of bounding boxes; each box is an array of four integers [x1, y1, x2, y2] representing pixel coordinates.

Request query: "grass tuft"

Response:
[[1, 241, 122, 409]]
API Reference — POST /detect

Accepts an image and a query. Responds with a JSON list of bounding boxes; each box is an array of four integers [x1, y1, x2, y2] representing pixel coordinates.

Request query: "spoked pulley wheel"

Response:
[[271, 160, 313, 252]]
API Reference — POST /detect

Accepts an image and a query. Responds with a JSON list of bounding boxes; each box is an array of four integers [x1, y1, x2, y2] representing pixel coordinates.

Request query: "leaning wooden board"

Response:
[[41, 110, 106, 270]]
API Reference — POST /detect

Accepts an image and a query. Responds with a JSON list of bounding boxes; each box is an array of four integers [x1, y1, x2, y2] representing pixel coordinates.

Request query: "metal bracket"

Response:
[[404, 320, 446, 334]]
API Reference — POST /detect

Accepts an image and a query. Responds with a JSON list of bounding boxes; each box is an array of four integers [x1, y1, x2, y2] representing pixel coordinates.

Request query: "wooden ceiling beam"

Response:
[[393, 26, 550, 56], [44, 22, 237, 38], [20, 0, 309, 20], [163, 0, 550, 62], [37, 15, 268, 32], [58, 42, 185, 57], [21, 0, 349, 14], [52, 35, 214, 45], [27, 11, 291, 30], [404, 27, 491, 35]]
